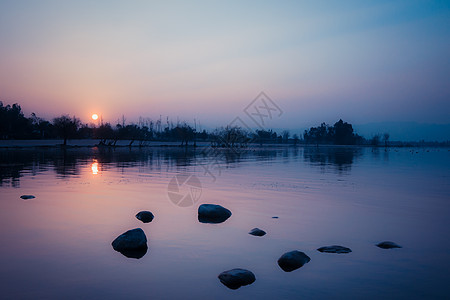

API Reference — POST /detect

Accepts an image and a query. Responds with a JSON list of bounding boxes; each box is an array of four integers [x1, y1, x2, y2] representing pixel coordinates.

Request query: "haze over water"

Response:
[[0, 146, 449, 299]]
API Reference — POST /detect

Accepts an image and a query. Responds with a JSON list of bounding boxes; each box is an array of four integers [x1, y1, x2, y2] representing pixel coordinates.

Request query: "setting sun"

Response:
[[91, 114, 98, 120]]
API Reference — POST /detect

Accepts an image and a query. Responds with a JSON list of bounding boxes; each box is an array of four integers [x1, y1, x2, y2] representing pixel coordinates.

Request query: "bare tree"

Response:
[[371, 134, 381, 146], [281, 130, 290, 144], [383, 133, 390, 147], [53, 115, 81, 146]]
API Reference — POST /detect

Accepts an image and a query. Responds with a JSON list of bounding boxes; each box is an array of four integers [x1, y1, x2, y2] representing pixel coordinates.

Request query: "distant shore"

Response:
[[0, 139, 206, 148], [0, 139, 448, 149]]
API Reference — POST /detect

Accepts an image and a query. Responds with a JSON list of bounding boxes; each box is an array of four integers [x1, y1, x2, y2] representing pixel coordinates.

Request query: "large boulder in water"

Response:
[[218, 268, 256, 290], [20, 195, 35, 200], [277, 250, 311, 272], [249, 228, 266, 237], [317, 245, 352, 254], [198, 204, 232, 224], [376, 241, 402, 249], [111, 228, 148, 259], [136, 211, 154, 223]]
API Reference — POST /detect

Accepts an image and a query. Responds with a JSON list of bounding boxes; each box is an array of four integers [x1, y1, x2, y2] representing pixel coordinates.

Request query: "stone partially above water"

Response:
[[20, 195, 35, 200], [249, 228, 266, 237], [136, 211, 154, 223], [218, 268, 256, 290], [278, 250, 311, 272], [112, 228, 148, 259], [317, 245, 352, 254], [376, 241, 402, 249], [198, 204, 232, 224]]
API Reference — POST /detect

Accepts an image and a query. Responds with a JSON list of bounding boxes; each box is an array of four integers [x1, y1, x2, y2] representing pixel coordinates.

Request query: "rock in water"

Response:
[[20, 195, 35, 200], [112, 228, 148, 259], [317, 245, 352, 254], [249, 228, 266, 237], [278, 250, 311, 272], [198, 204, 232, 224], [136, 211, 154, 223], [376, 241, 402, 249], [218, 268, 256, 290]]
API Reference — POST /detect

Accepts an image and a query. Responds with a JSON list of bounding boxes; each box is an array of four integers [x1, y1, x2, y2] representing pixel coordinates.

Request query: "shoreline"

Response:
[[0, 139, 448, 149]]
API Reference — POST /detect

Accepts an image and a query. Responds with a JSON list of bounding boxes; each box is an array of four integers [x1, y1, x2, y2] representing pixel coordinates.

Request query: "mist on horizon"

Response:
[[0, 1, 449, 132]]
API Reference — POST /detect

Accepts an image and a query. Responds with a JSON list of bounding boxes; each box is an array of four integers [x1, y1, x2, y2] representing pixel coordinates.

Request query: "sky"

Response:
[[0, 0, 449, 132]]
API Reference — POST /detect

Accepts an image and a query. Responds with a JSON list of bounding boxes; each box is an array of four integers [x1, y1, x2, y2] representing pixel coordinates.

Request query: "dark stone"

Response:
[[112, 228, 148, 259], [317, 245, 352, 254], [136, 211, 154, 223], [117, 247, 148, 259], [376, 241, 402, 249], [278, 250, 311, 272], [272, 216, 279, 219], [218, 268, 256, 290], [249, 228, 266, 237], [198, 204, 232, 224], [20, 195, 35, 200]]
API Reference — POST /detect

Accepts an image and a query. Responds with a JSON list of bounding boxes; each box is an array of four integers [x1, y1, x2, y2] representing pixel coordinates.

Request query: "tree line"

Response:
[[303, 119, 394, 146], [1, 101, 392, 146]]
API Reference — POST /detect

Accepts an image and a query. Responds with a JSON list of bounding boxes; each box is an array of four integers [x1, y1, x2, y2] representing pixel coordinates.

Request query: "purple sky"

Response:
[[0, 1, 449, 130]]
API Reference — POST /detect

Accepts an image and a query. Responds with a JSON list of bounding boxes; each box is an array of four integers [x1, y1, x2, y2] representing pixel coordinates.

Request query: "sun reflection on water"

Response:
[[91, 161, 99, 175]]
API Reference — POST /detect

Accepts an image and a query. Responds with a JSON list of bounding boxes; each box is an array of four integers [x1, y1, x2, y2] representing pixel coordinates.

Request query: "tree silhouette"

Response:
[[370, 134, 381, 146], [1, 101, 402, 146], [0, 102, 31, 139], [53, 115, 81, 146], [30, 112, 54, 138], [383, 133, 390, 147], [174, 123, 195, 146], [304, 122, 329, 145], [282, 130, 290, 144], [333, 119, 355, 145], [212, 126, 249, 148], [303, 120, 363, 145]]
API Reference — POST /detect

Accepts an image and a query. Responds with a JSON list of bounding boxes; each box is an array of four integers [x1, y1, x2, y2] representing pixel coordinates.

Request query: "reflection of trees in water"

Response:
[[0, 146, 364, 187], [200, 148, 281, 166], [0, 147, 201, 187], [0, 163, 21, 187], [0, 147, 285, 186], [0, 149, 52, 187], [303, 146, 362, 172], [53, 149, 79, 178]]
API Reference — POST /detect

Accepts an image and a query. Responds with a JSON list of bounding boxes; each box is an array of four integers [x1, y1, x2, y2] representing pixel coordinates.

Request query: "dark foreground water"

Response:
[[0, 146, 449, 299]]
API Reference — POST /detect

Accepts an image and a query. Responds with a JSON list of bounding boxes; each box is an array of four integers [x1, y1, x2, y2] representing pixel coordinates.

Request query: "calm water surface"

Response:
[[0, 146, 449, 299]]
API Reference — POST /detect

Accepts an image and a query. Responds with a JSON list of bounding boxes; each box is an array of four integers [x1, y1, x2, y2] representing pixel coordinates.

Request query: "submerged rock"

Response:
[[218, 268, 256, 290], [317, 245, 352, 254], [277, 250, 311, 272], [198, 204, 232, 224], [136, 211, 154, 223], [20, 195, 35, 200], [249, 228, 266, 237], [112, 228, 148, 259], [115, 246, 148, 259], [376, 241, 402, 249]]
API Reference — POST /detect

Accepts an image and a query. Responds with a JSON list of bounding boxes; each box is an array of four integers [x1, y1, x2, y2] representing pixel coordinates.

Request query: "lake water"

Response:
[[0, 146, 449, 299]]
